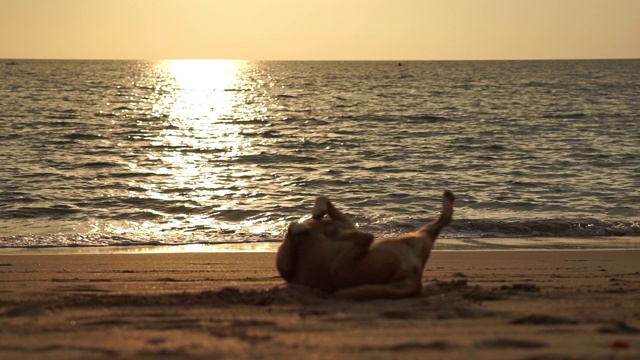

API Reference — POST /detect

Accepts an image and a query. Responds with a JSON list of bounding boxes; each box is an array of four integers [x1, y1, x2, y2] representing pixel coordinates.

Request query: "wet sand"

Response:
[[1, 250, 639, 359]]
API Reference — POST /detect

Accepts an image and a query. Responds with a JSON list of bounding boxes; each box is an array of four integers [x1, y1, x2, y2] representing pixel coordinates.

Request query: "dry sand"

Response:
[[0, 249, 639, 359]]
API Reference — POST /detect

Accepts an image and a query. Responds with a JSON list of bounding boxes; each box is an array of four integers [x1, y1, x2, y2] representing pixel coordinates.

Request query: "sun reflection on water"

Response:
[[155, 59, 253, 155], [128, 59, 277, 241], [163, 60, 245, 121]]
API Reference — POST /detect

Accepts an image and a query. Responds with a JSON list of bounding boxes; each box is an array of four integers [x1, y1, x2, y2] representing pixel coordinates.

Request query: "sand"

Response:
[[0, 249, 639, 359]]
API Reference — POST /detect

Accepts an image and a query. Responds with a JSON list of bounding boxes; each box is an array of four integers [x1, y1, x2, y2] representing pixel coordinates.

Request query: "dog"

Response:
[[276, 191, 454, 300]]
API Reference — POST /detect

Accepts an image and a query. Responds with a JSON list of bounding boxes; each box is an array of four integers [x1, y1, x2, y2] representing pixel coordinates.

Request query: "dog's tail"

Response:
[[419, 190, 455, 239]]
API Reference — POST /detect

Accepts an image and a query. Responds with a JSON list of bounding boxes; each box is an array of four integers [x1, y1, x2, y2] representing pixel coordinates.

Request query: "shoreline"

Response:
[[1, 236, 639, 255], [1, 250, 639, 359]]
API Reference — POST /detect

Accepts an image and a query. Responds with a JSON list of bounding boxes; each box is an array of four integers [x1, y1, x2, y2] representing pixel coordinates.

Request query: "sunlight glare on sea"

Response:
[[125, 60, 276, 240]]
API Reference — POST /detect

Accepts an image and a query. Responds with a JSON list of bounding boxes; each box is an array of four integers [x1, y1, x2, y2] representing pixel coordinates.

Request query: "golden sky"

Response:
[[1, 0, 638, 60]]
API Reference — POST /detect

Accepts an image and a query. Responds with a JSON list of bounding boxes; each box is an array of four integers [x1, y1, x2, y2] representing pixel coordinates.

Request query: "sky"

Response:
[[0, 0, 638, 61]]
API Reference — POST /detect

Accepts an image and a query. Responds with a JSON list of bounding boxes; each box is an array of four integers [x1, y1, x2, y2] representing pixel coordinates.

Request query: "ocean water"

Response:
[[1, 59, 639, 250]]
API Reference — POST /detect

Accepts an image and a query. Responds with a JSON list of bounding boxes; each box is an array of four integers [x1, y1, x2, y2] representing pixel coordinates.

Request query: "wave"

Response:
[[0, 134, 22, 140], [443, 219, 640, 238], [337, 114, 450, 123], [404, 114, 450, 123], [1, 217, 638, 250], [94, 111, 118, 118], [235, 152, 319, 164], [0, 205, 83, 219], [542, 113, 587, 119], [274, 94, 297, 99], [47, 121, 82, 127], [77, 161, 120, 169], [45, 114, 80, 120], [524, 81, 551, 88], [112, 106, 134, 111], [224, 88, 251, 92], [111, 211, 163, 221], [0, 236, 274, 250], [64, 133, 105, 140], [344, 218, 640, 240]]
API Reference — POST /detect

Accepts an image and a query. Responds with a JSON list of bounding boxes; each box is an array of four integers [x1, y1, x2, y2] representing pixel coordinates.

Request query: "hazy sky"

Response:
[[1, 0, 638, 60]]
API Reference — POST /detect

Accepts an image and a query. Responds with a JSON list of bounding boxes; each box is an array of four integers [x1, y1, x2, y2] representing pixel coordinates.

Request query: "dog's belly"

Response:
[[292, 238, 351, 292], [371, 240, 423, 279]]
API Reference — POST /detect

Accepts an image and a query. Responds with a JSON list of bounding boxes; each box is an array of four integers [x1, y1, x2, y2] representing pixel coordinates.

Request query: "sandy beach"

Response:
[[1, 249, 639, 359]]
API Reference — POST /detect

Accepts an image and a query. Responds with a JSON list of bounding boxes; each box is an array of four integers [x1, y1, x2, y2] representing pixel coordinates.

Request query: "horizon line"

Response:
[[2, 57, 640, 62]]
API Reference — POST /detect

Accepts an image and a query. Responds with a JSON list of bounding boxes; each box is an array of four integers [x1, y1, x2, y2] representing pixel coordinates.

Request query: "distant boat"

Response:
[[5, 61, 18, 65]]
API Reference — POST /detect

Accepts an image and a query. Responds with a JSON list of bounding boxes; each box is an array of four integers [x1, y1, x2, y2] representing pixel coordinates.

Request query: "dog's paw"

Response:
[[312, 196, 329, 219], [443, 190, 455, 203]]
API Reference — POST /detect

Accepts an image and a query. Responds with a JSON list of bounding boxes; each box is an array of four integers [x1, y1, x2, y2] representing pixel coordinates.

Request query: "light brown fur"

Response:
[[276, 191, 455, 300]]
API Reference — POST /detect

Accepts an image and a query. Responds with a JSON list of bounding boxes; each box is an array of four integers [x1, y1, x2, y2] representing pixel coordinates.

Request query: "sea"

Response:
[[1, 59, 639, 251]]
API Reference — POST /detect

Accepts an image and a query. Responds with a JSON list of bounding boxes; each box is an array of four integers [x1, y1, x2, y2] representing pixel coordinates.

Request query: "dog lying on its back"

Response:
[[276, 191, 455, 300]]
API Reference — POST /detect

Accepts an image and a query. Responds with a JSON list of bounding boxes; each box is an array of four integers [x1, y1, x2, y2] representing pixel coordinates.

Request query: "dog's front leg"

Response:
[[276, 223, 304, 282], [313, 196, 355, 226], [312, 196, 329, 219], [329, 231, 375, 287]]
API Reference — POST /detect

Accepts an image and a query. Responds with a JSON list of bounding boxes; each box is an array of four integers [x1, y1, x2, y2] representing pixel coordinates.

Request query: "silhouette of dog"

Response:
[[276, 191, 454, 300]]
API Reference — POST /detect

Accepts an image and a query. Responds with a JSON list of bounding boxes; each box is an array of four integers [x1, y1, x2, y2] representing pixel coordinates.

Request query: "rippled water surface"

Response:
[[1, 60, 639, 248]]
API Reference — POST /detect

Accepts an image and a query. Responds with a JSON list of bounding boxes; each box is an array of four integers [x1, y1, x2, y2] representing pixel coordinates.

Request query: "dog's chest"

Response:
[[292, 235, 351, 292]]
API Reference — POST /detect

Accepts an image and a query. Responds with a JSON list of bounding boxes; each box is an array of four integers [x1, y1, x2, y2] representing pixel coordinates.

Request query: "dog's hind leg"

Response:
[[334, 276, 421, 300], [418, 190, 455, 239]]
